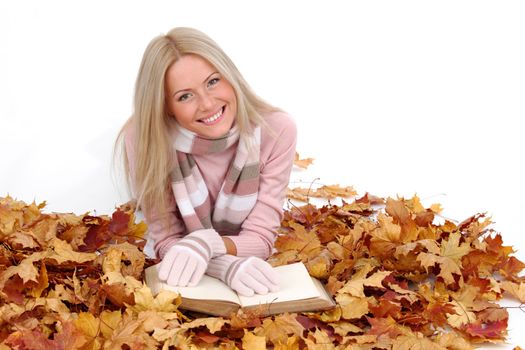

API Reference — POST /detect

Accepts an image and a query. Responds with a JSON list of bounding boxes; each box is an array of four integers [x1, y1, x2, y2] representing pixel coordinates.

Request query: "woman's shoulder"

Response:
[[260, 110, 297, 136]]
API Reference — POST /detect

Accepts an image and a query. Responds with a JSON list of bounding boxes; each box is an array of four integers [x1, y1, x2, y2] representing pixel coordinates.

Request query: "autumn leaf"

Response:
[[1, 191, 524, 349], [337, 265, 390, 298], [501, 281, 525, 303], [294, 152, 314, 169], [254, 313, 304, 346], [392, 332, 447, 350], [287, 184, 356, 202], [273, 221, 322, 263], [242, 331, 266, 350]]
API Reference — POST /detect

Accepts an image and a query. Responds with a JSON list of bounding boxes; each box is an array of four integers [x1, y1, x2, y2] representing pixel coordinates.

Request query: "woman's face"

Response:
[[165, 54, 237, 139]]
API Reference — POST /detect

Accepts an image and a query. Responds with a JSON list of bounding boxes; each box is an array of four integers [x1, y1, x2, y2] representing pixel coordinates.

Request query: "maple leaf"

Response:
[[101, 313, 146, 349], [181, 317, 228, 334], [242, 331, 267, 350], [287, 184, 356, 202], [335, 294, 369, 320], [136, 310, 169, 332], [0, 251, 47, 287], [446, 285, 480, 328], [73, 312, 102, 350], [338, 265, 390, 298], [463, 319, 508, 342], [99, 310, 122, 339], [47, 237, 97, 264], [102, 242, 145, 279], [434, 332, 475, 350], [392, 332, 447, 350], [500, 281, 525, 302], [254, 313, 304, 346], [423, 300, 458, 327], [28, 262, 48, 298], [305, 249, 333, 279], [130, 284, 181, 313], [7, 231, 40, 249], [304, 328, 335, 349], [368, 298, 402, 319], [273, 334, 300, 350], [328, 320, 362, 337], [294, 152, 314, 169], [274, 221, 322, 262], [441, 232, 471, 262], [385, 198, 418, 241], [367, 316, 406, 339]]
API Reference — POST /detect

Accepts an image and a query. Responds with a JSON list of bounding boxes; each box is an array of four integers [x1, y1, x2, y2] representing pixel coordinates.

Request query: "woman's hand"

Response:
[[158, 229, 226, 286], [206, 255, 280, 296]]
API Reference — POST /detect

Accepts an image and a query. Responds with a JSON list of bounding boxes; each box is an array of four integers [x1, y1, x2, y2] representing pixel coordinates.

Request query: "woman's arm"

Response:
[[123, 123, 187, 259], [226, 112, 297, 259]]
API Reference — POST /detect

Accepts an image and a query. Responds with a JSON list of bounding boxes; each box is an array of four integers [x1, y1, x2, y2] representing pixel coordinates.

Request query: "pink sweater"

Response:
[[124, 111, 297, 259]]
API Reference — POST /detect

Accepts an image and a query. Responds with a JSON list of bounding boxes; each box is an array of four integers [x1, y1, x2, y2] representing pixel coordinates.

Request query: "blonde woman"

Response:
[[117, 27, 297, 296]]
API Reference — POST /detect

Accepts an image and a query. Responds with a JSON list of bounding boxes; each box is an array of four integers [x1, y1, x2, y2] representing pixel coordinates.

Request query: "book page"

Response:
[[145, 264, 240, 304], [238, 262, 323, 307]]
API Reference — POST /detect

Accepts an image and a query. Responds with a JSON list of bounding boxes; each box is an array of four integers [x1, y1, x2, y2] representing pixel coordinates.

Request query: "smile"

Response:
[[199, 107, 225, 125]]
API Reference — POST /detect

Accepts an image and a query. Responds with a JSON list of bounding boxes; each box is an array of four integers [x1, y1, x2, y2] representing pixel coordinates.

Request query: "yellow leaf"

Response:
[[338, 267, 389, 298], [335, 295, 369, 320], [501, 281, 525, 303], [242, 331, 266, 350], [274, 335, 300, 350], [417, 253, 461, 285], [131, 284, 181, 313], [304, 328, 336, 349], [0, 251, 47, 287], [293, 152, 314, 169], [181, 317, 228, 334], [394, 239, 440, 258], [441, 232, 471, 262], [74, 312, 102, 350], [74, 312, 100, 338], [47, 238, 97, 264], [329, 321, 362, 337], [447, 300, 476, 328], [99, 310, 122, 339], [254, 313, 304, 346], [136, 310, 169, 332], [29, 262, 48, 298], [102, 249, 123, 274], [392, 332, 447, 350], [434, 332, 475, 350]]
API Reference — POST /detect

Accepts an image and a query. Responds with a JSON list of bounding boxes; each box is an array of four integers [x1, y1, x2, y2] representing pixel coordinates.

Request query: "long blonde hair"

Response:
[[116, 27, 278, 218]]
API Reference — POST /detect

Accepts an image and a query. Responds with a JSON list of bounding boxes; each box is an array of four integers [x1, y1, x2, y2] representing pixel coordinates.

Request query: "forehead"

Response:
[[165, 54, 216, 91]]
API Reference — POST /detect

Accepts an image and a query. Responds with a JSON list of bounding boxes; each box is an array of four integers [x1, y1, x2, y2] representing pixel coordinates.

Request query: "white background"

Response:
[[1, 1, 524, 348]]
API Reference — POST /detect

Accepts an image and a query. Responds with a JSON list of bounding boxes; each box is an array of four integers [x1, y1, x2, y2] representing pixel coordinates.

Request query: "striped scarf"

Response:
[[171, 123, 261, 235]]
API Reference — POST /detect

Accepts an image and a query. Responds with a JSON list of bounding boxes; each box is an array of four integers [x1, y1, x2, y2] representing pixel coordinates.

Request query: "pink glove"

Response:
[[206, 255, 280, 296], [158, 229, 226, 287]]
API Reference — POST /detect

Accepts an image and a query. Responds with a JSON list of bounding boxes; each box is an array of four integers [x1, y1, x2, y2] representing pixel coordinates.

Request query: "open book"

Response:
[[144, 262, 336, 317]]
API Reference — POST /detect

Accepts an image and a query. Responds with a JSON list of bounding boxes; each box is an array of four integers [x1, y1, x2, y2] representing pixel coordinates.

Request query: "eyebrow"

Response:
[[172, 71, 219, 97]]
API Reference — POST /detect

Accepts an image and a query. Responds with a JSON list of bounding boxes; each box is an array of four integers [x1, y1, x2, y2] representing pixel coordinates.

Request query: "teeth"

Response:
[[201, 108, 223, 124]]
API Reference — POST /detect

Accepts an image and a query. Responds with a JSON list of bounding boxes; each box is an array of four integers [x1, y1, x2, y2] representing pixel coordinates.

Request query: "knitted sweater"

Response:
[[124, 111, 297, 259]]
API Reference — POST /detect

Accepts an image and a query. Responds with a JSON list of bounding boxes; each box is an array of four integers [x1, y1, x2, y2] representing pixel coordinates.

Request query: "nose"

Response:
[[199, 91, 214, 111]]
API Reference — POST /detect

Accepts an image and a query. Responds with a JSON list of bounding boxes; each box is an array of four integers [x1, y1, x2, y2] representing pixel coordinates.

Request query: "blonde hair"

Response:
[[116, 27, 279, 218]]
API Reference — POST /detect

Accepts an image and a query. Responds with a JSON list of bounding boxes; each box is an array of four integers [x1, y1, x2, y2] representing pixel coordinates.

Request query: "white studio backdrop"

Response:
[[1, 1, 524, 348]]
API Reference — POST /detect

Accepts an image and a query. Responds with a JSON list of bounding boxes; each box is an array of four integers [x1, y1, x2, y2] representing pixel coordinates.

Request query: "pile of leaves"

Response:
[[1, 193, 524, 350]]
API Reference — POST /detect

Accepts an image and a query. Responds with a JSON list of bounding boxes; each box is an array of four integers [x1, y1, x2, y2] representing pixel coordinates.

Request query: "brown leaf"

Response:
[[254, 313, 304, 346], [294, 152, 314, 169]]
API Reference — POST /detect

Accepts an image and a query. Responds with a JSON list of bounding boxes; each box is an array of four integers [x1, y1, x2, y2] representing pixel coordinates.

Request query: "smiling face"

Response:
[[165, 54, 237, 139]]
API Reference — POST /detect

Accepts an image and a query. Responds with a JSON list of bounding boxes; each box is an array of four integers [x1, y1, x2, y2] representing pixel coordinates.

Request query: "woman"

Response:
[[118, 27, 296, 297]]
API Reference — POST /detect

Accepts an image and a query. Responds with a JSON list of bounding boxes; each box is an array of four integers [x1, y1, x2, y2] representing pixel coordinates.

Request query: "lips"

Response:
[[199, 106, 225, 125]]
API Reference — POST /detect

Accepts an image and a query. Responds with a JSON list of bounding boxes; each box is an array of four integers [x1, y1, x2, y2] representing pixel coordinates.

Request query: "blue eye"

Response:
[[178, 93, 192, 102], [208, 78, 220, 87]]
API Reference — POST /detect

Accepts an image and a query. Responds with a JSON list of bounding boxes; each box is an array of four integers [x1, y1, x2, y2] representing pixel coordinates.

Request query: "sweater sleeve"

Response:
[[123, 122, 186, 259], [226, 112, 297, 259]]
